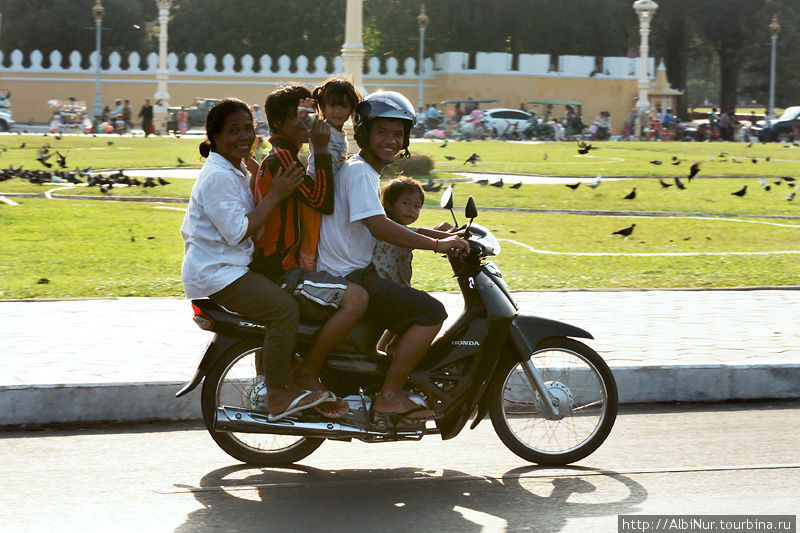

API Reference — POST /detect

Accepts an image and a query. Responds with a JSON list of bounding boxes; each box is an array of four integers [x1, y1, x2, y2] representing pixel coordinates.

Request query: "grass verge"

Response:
[[1, 198, 797, 298]]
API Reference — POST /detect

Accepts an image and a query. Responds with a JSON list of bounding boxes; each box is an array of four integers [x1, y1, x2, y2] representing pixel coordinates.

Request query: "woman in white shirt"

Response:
[[181, 98, 330, 420]]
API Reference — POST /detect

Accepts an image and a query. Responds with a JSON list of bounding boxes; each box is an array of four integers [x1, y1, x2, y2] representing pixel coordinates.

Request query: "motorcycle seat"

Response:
[[192, 298, 383, 357]]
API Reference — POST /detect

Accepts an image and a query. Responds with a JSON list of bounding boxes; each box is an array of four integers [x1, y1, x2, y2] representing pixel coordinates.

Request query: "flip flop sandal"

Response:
[[374, 405, 437, 425], [313, 396, 350, 419], [267, 390, 335, 422]]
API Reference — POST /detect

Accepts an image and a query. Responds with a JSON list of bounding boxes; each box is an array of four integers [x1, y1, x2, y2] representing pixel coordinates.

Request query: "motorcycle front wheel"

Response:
[[489, 337, 618, 465], [201, 340, 324, 465]]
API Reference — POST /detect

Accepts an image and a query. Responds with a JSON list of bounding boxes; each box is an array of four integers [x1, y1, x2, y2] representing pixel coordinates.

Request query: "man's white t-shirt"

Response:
[[316, 154, 385, 277]]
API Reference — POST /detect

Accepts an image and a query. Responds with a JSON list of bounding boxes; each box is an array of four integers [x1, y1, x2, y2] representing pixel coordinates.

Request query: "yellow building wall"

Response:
[[2, 71, 643, 132]]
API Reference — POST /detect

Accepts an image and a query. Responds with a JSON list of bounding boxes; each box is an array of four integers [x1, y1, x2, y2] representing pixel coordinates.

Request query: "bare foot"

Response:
[[292, 371, 348, 418], [266, 386, 325, 416], [373, 390, 435, 420], [314, 397, 349, 418], [291, 370, 325, 392]]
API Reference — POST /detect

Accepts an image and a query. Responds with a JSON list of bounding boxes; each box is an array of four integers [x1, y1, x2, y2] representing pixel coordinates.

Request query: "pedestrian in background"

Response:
[[139, 98, 154, 137], [122, 100, 133, 132], [177, 106, 189, 135]]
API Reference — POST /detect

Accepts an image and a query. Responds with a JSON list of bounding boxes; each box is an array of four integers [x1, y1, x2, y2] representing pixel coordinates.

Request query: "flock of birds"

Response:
[[437, 145, 527, 190], [3, 136, 797, 243], [0, 164, 171, 194], [0, 138, 175, 193], [434, 138, 798, 242]]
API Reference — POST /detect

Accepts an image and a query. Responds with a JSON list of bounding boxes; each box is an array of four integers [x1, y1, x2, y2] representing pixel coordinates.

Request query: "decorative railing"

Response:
[[0, 49, 653, 79]]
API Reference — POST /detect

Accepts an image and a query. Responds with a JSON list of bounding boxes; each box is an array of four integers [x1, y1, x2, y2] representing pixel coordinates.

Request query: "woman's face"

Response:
[[212, 109, 255, 166]]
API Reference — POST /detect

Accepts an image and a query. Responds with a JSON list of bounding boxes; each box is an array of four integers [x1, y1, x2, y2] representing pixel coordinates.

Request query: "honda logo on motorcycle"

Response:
[[451, 340, 480, 346]]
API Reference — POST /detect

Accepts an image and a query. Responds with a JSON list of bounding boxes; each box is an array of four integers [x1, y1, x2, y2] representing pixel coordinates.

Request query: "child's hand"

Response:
[[433, 221, 455, 232], [297, 98, 316, 115], [297, 98, 319, 133], [437, 235, 470, 256], [268, 163, 304, 202], [309, 117, 331, 154]]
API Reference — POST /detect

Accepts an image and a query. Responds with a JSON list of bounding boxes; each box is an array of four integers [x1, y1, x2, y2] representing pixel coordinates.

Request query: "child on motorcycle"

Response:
[[373, 176, 457, 356], [309, 77, 361, 176]]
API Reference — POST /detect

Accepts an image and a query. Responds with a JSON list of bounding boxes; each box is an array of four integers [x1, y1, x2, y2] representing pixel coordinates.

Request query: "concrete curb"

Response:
[[3, 364, 799, 427]]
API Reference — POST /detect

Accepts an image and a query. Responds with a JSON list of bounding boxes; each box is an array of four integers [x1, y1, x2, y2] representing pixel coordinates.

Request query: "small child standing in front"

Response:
[[308, 77, 361, 176], [373, 177, 455, 355]]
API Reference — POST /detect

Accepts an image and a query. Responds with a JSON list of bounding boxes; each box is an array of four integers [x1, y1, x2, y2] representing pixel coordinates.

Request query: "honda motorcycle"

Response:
[[177, 187, 618, 466]]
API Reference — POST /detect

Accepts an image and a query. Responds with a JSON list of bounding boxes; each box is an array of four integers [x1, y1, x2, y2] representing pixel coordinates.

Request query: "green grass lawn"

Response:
[[3, 135, 799, 178], [1, 135, 798, 298], [4, 175, 798, 218], [0, 178, 194, 198], [0, 133, 203, 169], [1, 198, 797, 298], [411, 140, 800, 178], [431, 177, 800, 217]]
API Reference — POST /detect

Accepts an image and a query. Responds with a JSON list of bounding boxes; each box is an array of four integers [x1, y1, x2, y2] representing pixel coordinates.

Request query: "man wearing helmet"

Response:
[[316, 91, 469, 422]]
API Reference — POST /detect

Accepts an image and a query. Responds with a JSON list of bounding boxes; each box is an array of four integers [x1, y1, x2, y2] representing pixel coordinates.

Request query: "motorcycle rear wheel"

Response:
[[201, 340, 325, 465], [489, 337, 618, 465]]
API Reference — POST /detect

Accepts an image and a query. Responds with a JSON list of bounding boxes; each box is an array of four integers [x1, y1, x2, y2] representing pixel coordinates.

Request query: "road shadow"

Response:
[[175, 463, 647, 532]]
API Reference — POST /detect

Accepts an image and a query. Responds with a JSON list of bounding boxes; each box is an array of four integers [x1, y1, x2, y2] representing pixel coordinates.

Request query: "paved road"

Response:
[[2, 402, 798, 532], [1, 290, 799, 425]]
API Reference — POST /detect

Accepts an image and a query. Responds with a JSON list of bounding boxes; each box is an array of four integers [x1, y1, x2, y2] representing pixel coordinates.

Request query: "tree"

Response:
[[649, 0, 694, 119], [694, 0, 765, 112], [738, 1, 800, 110], [0, 0, 155, 68], [167, 1, 346, 70]]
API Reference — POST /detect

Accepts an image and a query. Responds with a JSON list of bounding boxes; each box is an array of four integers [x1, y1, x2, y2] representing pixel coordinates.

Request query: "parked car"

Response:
[[0, 91, 14, 132], [752, 106, 800, 142], [459, 108, 532, 138], [167, 97, 220, 132]]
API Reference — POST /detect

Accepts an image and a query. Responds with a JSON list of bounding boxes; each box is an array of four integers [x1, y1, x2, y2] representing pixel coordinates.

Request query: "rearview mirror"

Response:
[[465, 196, 478, 220], [440, 186, 459, 226], [440, 186, 454, 209]]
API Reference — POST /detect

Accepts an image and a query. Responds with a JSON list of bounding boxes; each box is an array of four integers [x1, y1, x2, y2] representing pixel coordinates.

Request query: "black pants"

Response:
[[346, 264, 446, 336]]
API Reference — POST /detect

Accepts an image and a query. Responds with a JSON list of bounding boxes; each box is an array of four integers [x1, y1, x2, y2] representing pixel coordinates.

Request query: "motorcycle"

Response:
[[177, 187, 618, 466]]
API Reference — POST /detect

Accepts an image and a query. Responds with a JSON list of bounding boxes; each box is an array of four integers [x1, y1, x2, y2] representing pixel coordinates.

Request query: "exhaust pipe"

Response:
[[214, 406, 426, 440]]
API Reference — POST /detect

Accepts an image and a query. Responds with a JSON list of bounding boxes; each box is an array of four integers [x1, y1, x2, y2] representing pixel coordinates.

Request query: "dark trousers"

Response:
[[210, 270, 299, 386]]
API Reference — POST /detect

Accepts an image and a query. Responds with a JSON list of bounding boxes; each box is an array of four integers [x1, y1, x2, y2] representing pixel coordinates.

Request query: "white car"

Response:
[[0, 94, 14, 132], [460, 108, 532, 138], [752, 106, 800, 142]]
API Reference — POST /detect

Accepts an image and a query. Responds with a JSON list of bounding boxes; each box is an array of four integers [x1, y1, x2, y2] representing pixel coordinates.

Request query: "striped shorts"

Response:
[[280, 267, 349, 324]]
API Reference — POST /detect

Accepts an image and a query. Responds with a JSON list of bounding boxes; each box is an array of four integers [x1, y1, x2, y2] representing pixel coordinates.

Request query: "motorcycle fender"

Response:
[[508, 315, 593, 362], [175, 334, 240, 398], [469, 315, 593, 428]]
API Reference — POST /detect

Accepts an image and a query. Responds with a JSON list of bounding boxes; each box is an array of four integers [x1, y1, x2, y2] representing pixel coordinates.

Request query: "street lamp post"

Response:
[[633, 0, 657, 140], [417, 3, 429, 112], [92, 0, 105, 120], [633, 1, 658, 112], [767, 14, 780, 123], [153, 0, 172, 135]]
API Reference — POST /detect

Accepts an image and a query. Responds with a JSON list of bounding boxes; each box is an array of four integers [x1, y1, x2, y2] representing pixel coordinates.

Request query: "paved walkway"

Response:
[[2, 289, 799, 425]]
